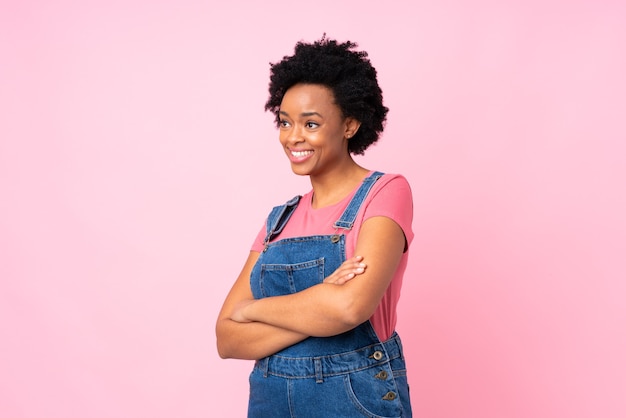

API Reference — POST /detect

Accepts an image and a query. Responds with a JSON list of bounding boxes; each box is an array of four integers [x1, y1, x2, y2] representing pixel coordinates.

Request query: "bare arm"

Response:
[[217, 250, 369, 359], [233, 216, 406, 337], [215, 251, 308, 360]]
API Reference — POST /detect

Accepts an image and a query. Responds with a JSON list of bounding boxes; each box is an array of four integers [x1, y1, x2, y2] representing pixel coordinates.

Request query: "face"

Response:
[[278, 83, 360, 177]]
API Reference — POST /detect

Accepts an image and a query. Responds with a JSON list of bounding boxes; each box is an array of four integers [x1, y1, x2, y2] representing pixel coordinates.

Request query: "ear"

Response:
[[344, 117, 361, 139]]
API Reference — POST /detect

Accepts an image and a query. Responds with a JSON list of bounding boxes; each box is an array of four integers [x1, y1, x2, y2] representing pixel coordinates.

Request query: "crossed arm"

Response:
[[215, 216, 406, 360]]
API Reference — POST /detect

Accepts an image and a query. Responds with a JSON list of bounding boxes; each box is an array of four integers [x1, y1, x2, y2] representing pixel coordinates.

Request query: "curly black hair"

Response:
[[265, 36, 389, 155]]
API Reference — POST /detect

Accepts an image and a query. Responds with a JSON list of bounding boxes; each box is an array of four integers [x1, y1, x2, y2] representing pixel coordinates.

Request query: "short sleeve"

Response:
[[250, 223, 266, 252], [361, 175, 414, 246]]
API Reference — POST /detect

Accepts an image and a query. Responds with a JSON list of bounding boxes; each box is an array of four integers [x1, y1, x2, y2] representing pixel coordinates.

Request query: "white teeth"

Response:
[[291, 150, 313, 157]]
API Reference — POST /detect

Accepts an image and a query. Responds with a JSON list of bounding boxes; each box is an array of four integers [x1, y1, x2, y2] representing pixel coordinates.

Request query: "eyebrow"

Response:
[[279, 110, 323, 118]]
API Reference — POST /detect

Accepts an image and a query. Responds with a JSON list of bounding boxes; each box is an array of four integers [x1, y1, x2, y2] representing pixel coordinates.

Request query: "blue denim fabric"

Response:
[[248, 172, 412, 417]]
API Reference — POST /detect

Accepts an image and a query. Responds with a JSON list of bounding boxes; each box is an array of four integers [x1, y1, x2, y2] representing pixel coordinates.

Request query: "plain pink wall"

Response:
[[1, 1, 625, 417]]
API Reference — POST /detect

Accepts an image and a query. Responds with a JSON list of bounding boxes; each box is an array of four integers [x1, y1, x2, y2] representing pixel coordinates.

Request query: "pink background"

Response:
[[1, 1, 625, 417]]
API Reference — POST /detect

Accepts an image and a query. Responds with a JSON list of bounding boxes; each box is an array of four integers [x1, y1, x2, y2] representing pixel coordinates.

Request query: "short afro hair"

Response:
[[265, 36, 389, 155]]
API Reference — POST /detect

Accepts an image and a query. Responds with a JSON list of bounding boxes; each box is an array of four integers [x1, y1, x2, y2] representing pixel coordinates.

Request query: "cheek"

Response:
[[278, 130, 288, 144]]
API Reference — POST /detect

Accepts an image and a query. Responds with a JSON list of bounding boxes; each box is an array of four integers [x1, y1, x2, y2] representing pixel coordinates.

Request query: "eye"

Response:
[[279, 119, 291, 128], [305, 121, 319, 129]]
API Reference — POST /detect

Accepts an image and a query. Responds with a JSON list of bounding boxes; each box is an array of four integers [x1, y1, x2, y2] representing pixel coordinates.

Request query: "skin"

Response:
[[216, 83, 406, 360]]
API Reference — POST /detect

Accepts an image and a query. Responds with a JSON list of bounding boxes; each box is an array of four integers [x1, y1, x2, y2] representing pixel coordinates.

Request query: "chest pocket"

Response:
[[258, 258, 325, 298]]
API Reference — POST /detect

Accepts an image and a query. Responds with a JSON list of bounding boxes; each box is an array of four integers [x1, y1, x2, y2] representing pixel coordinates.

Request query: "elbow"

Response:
[[217, 335, 242, 360], [216, 341, 230, 359], [215, 322, 234, 359], [217, 348, 233, 360], [215, 320, 261, 360], [339, 295, 374, 330], [217, 338, 256, 360], [342, 310, 371, 330]]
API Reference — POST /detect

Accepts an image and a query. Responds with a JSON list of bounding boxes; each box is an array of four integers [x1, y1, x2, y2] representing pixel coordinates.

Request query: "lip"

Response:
[[287, 148, 314, 163]]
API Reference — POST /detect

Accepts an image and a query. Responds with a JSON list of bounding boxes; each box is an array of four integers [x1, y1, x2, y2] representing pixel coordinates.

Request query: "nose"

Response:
[[284, 124, 304, 145]]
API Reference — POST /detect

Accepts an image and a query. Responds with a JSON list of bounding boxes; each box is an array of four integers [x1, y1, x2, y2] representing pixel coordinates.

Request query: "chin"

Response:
[[290, 167, 311, 176]]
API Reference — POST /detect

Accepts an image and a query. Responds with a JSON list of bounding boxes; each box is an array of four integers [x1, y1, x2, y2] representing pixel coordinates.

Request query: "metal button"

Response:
[[382, 391, 397, 401], [330, 234, 340, 243], [374, 370, 388, 380], [370, 350, 384, 361]]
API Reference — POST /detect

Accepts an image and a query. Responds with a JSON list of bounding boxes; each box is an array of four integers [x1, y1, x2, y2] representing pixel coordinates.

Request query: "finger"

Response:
[[337, 262, 366, 279], [323, 257, 367, 284], [334, 266, 365, 285]]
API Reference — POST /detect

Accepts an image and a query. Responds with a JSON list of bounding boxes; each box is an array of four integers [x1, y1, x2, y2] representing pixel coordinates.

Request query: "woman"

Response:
[[216, 37, 414, 417]]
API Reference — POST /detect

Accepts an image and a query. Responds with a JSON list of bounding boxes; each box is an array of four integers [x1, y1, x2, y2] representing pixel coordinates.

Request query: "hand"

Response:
[[323, 256, 367, 285], [230, 299, 256, 323]]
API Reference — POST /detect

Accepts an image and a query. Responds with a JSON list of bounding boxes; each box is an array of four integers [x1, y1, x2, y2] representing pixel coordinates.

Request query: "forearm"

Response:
[[241, 218, 406, 336], [216, 317, 308, 360], [242, 283, 364, 337]]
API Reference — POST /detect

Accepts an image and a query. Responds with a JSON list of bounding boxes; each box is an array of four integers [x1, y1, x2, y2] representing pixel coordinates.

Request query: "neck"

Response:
[[309, 162, 370, 209]]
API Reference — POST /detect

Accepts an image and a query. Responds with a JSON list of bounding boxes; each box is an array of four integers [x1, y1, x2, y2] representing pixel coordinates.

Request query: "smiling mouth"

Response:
[[290, 150, 314, 158]]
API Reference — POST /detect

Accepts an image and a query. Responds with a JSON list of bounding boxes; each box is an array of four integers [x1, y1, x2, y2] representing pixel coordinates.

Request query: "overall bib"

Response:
[[248, 172, 412, 418]]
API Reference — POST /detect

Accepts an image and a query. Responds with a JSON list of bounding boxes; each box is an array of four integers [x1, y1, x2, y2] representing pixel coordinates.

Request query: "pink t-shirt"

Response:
[[250, 173, 414, 341], [251, 172, 413, 341]]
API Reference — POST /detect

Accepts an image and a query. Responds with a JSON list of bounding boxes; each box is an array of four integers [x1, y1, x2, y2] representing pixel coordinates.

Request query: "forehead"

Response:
[[280, 83, 338, 111]]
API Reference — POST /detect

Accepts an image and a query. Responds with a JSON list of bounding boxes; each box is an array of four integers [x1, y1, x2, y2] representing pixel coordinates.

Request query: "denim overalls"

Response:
[[248, 172, 412, 418]]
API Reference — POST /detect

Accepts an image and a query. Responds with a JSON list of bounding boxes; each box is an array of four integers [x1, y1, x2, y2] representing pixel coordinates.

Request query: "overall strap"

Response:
[[333, 171, 385, 230], [262, 195, 301, 247]]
